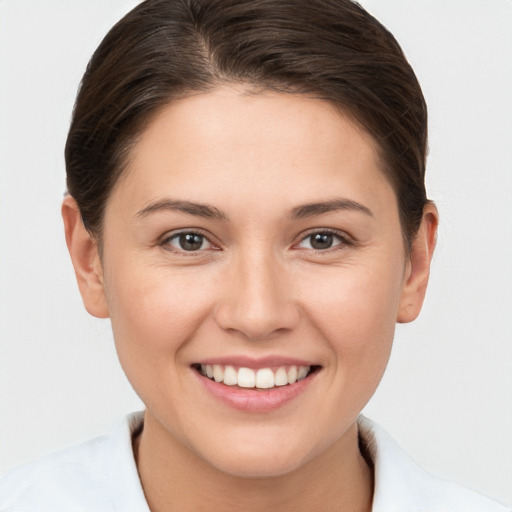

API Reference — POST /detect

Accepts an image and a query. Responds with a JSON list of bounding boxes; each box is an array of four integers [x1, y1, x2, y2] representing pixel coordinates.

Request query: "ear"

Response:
[[397, 202, 439, 323], [62, 195, 110, 318]]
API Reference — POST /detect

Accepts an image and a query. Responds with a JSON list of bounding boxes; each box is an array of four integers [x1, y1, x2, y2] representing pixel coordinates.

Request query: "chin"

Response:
[[209, 452, 307, 479], [192, 432, 319, 479]]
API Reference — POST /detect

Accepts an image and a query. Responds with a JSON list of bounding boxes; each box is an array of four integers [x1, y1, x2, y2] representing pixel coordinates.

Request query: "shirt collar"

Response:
[[108, 411, 150, 512]]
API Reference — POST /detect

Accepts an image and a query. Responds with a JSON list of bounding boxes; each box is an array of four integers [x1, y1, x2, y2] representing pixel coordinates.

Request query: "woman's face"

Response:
[[93, 87, 419, 477]]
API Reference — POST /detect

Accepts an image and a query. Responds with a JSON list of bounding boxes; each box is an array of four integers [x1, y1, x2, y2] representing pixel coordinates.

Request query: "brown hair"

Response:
[[65, 0, 428, 251]]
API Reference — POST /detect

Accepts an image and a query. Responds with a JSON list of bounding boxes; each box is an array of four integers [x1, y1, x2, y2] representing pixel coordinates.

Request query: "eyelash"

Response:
[[294, 229, 353, 253], [159, 229, 353, 254]]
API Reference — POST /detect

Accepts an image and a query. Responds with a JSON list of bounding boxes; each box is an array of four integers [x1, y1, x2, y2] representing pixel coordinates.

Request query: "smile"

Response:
[[192, 361, 321, 412], [196, 364, 318, 390]]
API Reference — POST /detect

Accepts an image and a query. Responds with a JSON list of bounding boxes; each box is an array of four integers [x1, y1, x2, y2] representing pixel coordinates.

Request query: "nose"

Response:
[[214, 251, 300, 341]]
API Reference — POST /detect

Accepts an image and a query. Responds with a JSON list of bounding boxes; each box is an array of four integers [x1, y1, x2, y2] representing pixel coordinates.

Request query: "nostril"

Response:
[[213, 303, 301, 341], [212, 267, 301, 340]]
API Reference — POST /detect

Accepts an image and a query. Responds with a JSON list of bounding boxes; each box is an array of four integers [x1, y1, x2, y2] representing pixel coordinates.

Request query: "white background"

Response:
[[0, 0, 511, 506]]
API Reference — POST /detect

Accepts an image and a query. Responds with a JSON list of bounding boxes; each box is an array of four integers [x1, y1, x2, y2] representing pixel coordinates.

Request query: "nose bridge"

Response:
[[215, 243, 299, 340]]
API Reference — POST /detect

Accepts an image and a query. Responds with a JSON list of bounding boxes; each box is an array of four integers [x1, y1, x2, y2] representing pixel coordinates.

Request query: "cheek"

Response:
[[104, 260, 217, 376], [303, 257, 403, 334], [300, 258, 403, 382], [104, 266, 222, 425]]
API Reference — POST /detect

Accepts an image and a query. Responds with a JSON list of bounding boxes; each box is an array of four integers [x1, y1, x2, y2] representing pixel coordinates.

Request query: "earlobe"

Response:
[[397, 202, 439, 323], [62, 195, 110, 319]]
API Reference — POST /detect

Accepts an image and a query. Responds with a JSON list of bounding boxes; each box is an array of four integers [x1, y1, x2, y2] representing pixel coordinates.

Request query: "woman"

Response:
[[0, 0, 509, 510]]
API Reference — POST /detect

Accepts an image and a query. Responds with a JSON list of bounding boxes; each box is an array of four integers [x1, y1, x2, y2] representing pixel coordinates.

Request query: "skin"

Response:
[[63, 87, 438, 512]]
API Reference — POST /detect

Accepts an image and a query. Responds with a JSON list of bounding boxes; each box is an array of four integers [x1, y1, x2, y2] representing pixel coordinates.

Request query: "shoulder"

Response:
[[0, 412, 148, 512], [358, 416, 511, 512], [0, 434, 112, 511]]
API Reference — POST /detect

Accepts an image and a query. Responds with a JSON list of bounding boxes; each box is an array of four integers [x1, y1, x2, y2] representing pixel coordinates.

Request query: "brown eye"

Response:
[[167, 232, 211, 252], [310, 233, 334, 250], [298, 232, 344, 251]]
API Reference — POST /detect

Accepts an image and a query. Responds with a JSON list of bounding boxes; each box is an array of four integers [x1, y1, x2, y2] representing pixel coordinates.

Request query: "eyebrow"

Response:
[[135, 197, 373, 221], [291, 198, 374, 219], [136, 199, 228, 220]]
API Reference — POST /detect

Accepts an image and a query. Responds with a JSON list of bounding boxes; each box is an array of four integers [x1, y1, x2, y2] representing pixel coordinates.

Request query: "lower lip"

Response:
[[194, 370, 318, 413]]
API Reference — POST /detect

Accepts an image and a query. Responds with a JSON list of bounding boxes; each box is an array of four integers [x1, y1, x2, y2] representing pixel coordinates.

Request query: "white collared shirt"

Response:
[[0, 412, 509, 511]]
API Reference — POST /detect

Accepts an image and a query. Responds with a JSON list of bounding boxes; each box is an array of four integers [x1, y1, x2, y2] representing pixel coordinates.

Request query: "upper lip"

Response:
[[193, 355, 318, 370]]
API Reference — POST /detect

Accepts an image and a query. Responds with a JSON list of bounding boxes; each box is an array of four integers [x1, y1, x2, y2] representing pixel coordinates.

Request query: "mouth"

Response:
[[192, 363, 321, 390]]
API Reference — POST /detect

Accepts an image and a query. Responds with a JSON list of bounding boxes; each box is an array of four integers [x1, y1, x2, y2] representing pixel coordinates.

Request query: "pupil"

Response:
[[311, 233, 333, 250], [180, 233, 203, 251]]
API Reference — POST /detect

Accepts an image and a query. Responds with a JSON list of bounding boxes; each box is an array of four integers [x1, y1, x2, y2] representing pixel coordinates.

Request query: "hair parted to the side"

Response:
[[65, 0, 428, 251]]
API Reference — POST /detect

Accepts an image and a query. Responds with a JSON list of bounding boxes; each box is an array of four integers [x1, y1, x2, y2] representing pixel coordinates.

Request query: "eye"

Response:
[[297, 231, 346, 251], [165, 232, 212, 252]]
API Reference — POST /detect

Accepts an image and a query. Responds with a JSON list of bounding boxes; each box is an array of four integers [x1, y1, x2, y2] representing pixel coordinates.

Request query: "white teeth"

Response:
[[287, 366, 298, 384], [213, 364, 224, 383], [223, 365, 237, 386], [256, 368, 275, 389], [237, 367, 256, 388], [297, 366, 309, 381], [199, 364, 313, 388], [274, 367, 288, 386]]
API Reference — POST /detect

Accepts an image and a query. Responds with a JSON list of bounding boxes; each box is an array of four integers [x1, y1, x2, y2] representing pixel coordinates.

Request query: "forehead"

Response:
[[110, 87, 396, 219], [135, 87, 379, 160]]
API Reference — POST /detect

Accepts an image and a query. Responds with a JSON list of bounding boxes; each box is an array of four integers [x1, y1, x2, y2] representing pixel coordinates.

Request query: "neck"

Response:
[[134, 412, 373, 512]]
